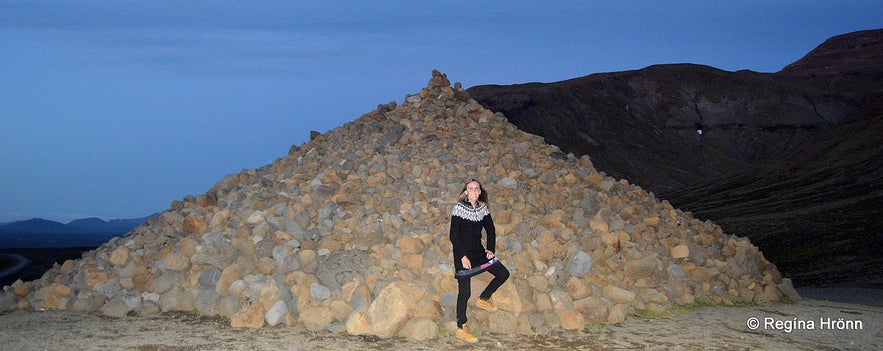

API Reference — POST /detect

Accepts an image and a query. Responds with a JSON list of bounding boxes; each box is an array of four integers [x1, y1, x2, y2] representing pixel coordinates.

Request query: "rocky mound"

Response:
[[0, 71, 798, 340]]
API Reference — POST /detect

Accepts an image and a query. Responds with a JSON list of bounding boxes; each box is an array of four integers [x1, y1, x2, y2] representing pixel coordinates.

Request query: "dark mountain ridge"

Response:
[[0, 216, 150, 248], [469, 63, 859, 193], [779, 29, 883, 99], [467, 29, 883, 287], [68, 217, 150, 235]]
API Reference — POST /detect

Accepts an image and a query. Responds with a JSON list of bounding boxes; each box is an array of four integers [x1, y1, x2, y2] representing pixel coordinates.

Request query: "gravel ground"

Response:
[[0, 297, 879, 351]]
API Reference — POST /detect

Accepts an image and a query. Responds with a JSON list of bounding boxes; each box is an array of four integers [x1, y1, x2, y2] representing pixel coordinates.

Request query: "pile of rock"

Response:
[[0, 70, 799, 340]]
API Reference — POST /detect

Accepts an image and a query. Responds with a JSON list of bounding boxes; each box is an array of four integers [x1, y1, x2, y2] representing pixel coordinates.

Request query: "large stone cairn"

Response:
[[1, 70, 799, 339]]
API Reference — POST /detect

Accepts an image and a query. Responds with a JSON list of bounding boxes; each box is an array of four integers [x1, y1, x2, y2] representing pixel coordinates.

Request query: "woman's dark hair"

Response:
[[458, 178, 488, 204]]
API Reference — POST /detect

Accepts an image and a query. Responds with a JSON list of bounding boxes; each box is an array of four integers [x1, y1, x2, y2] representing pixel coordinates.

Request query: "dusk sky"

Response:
[[2, 1, 881, 222]]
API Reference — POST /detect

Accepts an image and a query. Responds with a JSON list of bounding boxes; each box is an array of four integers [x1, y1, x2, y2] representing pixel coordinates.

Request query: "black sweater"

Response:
[[449, 200, 496, 270]]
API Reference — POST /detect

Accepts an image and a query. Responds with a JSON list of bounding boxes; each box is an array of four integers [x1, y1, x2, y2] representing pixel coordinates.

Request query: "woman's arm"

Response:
[[449, 215, 469, 268], [483, 212, 496, 254]]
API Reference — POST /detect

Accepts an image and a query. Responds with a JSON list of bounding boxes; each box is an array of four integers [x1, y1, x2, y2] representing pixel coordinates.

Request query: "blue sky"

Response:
[[1, 1, 881, 222]]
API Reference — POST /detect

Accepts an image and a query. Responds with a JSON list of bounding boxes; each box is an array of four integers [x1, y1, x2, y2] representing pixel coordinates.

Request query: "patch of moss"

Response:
[[633, 300, 757, 319], [633, 308, 676, 318], [585, 322, 607, 330]]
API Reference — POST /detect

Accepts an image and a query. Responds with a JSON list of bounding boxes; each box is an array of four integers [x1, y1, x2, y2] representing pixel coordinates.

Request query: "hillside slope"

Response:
[[467, 29, 883, 286], [468, 64, 858, 194], [664, 95, 883, 286]]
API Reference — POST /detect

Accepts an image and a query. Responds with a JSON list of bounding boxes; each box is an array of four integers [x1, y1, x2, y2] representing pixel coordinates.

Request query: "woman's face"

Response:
[[465, 181, 481, 203]]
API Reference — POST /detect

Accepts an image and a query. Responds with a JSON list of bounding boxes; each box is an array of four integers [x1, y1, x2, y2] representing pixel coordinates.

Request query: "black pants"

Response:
[[456, 263, 510, 328]]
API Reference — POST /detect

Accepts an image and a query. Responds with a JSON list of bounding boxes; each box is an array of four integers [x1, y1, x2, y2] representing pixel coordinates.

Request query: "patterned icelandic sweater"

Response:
[[449, 200, 496, 270]]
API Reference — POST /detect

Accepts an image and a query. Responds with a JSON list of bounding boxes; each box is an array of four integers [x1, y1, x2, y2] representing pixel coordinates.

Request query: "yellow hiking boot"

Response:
[[456, 324, 478, 343], [476, 298, 497, 311]]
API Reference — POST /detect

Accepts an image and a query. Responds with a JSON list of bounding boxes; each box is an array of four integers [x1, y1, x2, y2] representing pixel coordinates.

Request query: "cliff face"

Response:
[[1, 71, 795, 338], [467, 29, 883, 286]]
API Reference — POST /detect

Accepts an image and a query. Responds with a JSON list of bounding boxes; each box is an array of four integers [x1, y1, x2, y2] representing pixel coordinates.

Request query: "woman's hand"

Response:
[[485, 250, 495, 259], [461, 256, 472, 270]]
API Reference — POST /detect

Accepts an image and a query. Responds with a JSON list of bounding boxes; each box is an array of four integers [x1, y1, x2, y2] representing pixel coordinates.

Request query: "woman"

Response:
[[449, 179, 510, 343]]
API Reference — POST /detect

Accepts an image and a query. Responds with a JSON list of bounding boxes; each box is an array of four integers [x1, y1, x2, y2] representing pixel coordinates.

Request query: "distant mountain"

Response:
[[68, 217, 149, 235], [0, 216, 151, 248], [467, 29, 883, 287], [66, 217, 106, 228], [1, 218, 71, 233]]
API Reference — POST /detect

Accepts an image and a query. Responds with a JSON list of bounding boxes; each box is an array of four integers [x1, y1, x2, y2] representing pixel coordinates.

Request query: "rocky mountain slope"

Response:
[[0, 71, 796, 339], [467, 29, 883, 287]]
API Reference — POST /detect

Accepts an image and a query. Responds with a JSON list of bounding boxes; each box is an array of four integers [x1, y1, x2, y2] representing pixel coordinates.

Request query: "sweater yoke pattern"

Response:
[[452, 201, 490, 222]]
